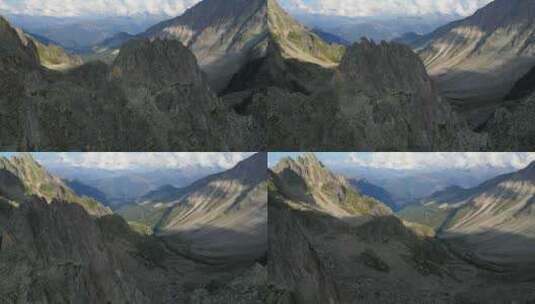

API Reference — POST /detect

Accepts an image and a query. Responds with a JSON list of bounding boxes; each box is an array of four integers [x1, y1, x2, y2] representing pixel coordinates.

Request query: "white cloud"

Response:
[[0, 0, 493, 17], [0, 0, 201, 17], [347, 153, 535, 171], [38, 152, 253, 170], [282, 0, 492, 17]]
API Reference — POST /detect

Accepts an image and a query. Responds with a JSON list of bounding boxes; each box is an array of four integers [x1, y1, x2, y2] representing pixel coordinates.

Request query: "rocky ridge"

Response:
[[0, 16, 259, 151], [0, 153, 110, 216], [266, 39, 486, 150]]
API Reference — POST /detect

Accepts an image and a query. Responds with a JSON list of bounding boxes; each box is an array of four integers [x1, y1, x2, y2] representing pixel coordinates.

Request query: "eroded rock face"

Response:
[[266, 39, 486, 151], [485, 95, 535, 151], [0, 197, 166, 304], [0, 17, 261, 151], [268, 178, 341, 304]]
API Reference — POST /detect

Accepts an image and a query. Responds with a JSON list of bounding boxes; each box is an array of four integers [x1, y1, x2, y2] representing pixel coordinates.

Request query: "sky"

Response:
[[0, 0, 493, 18], [268, 153, 535, 171], [0, 152, 254, 171]]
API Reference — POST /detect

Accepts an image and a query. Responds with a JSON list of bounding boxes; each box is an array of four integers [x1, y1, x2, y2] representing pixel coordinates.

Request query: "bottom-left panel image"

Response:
[[0, 152, 268, 304]]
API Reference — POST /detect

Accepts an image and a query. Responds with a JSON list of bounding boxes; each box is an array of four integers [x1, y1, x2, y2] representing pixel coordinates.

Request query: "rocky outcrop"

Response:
[[267, 39, 486, 151], [0, 16, 260, 151], [483, 66, 535, 150], [0, 197, 166, 303], [268, 188, 341, 304], [0, 154, 111, 216], [271, 153, 392, 218]]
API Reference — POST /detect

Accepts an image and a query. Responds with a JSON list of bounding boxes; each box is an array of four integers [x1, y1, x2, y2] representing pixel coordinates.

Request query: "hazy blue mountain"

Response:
[[64, 179, 109, 205], [4, 13, 169, 52], [49, 166, 226, 208], [333, 166, 517, 206], [312, 28, 350, 45], [349, 178, 397, 210], [293, 13, 461, 42]]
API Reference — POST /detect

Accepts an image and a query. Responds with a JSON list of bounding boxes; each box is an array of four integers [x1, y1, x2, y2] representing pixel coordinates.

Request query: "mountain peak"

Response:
[[142, 0, 344, 92], [297, 153, 324, 168], [0, 15, 39, 68]]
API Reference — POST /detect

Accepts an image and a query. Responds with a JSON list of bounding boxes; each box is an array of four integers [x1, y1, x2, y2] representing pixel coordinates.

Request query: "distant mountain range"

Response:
[[294, 13, 462, 43]]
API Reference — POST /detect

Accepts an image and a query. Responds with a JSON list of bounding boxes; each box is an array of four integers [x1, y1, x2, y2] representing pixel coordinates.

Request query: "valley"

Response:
[[269, 153, 535, 303], [0, 153, 268, 303]]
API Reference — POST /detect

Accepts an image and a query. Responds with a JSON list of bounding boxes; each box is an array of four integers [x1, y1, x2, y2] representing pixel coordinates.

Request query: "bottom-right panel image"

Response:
[[268, 152, 535, 304]]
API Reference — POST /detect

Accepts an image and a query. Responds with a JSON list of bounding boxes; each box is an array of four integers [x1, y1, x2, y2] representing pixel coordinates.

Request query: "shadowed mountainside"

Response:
[[119, 153, 268, 260], [0, 16, 260, 151], [270, 155, 535, 303]]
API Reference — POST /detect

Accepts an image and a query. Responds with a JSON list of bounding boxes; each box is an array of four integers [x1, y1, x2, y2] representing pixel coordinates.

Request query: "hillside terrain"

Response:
[[119, 153, 268, 261], [270, 154, 535, 303], [0, 154, 269, 303], [415, 0, 535, 126], [400, 161, 535, 268]]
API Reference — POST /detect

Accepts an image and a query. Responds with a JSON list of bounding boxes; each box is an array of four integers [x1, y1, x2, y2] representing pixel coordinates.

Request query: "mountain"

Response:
[[119, 153, 267, 260], [349, 178, 397, 211], [0, 154, 110, 216], [268, 154, 477, 303], [0, 154, 268, 302], [271, 153, 392, 218], [418, 0, 535, 108], [64, 179, 109, 205], [294, 13, 460, 43], [400, 161, 535, 265], [142, 0, 344, 92], [393, 32, 424, 45], [0, 194, 267, 303], [267, 38, 486, 150], [0, 197, 168, 303], [80, 174, 159, 208], [483, 66, 535, 150], [27, 33, 83, 70], [312, 28, 350, 45], [5, 13, 168, 52], [270, 155, 535, 302], [0, 16, 258, 151]]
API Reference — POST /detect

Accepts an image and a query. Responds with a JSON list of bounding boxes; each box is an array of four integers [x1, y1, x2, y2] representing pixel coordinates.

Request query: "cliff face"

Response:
[[0, 197, 166, 303]]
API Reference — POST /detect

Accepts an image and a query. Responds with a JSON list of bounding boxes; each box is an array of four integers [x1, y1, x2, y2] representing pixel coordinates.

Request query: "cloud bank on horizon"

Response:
[[346, 153, 535, 171], [0, 153, 254, 171], [0, 0, 492, 17], [269, 153, 535, 171]]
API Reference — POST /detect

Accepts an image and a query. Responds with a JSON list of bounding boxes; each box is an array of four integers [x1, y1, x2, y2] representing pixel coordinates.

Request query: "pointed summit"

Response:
[[143, 0, 344, 92]]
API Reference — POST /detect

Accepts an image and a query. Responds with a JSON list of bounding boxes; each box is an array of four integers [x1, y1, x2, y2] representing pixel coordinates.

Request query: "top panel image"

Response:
[[0, 0, 533, 152]]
